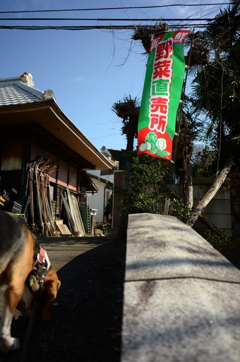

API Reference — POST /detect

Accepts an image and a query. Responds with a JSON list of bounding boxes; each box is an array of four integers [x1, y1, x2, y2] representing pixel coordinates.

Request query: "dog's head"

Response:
[[17, 264, 61, 320], [37, 265, 61, 320]]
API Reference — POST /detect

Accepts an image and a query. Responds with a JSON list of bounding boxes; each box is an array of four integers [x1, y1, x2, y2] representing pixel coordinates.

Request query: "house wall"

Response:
[[87, 178, 112, 223], [1, 140, 23, 171], [0, 139, 25, 205], [68, 165, 78, 191], [88, 181, 105, 223], [0, 137, 84, 217]]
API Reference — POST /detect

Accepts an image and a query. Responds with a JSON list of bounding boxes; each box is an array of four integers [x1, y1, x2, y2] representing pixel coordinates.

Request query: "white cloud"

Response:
[[67, 74, 95, 84], [68, 76, 84, 83]]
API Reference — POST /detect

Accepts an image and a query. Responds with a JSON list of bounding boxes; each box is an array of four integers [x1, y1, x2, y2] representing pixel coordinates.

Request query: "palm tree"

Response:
[[190, 0, 240, 170], [112, 96, 140, 152], [188, 0, 240, 234], [112, 96, 140, 239]]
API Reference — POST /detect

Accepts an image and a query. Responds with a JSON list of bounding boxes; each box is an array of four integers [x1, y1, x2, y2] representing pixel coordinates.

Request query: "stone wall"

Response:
[[121, 213, 240, 362]]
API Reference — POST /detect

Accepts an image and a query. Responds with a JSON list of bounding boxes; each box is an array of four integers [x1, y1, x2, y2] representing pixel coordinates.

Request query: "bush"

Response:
[[197, 229, 240, 269], [168, 198, 194, 222], [114, 152, 169, 218]]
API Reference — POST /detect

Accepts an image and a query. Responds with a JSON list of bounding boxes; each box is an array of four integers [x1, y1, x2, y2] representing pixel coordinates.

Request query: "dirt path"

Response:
[[0, 237, 125, 362]]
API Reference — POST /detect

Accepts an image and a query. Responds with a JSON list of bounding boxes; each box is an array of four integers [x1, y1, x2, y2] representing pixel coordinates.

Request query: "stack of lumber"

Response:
[[55, 219, 71, 236], [61, 187, 85, 236], [23, 154, 86, 238], [25, 155, 58, 237]]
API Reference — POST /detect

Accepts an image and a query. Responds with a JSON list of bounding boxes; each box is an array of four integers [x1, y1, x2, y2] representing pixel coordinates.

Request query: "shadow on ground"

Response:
[[1, 238, 125, 362]]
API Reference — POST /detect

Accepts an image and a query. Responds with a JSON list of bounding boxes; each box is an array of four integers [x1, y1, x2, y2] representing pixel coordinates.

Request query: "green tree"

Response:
[[114, 5, 240, 235], [187, 0, 240, 234], [112, 96, 140, 152], [189, 0, 240, 170], [114, 152, 169, 218]]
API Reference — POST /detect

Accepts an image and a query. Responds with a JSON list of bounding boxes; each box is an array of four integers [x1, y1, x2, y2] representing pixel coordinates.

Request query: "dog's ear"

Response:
[[39, 265, 61, 320], [16, 300, 27, 313]]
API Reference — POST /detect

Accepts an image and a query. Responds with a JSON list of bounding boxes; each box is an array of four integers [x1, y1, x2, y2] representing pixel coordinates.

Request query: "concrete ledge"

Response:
[[121, 213, 240, 362]]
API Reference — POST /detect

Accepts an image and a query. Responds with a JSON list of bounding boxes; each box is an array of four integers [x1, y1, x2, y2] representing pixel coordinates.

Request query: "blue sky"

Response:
[[0, 0, 229, 151]]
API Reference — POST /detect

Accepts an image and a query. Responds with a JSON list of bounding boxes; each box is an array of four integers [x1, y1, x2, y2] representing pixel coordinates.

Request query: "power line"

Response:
[[0, 3, 231, 14], [0, 17, 216, 21], [0, 24, 208, 31], [91, 133, 121, 140]]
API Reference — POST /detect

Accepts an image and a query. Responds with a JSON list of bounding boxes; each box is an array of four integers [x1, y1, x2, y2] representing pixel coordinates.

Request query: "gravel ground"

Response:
[[0, 236, 126, 362]]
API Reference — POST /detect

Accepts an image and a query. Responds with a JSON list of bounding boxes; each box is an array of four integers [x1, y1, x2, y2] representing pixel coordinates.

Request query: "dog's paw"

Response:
[[0, 337, 20, 353]]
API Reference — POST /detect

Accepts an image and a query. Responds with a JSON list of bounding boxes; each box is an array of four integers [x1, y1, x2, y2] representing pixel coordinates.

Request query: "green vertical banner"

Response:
[[138, 30, 190, 160]]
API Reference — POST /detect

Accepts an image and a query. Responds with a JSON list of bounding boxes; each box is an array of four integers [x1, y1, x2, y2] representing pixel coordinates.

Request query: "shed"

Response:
[[0, 72, 113, 236]]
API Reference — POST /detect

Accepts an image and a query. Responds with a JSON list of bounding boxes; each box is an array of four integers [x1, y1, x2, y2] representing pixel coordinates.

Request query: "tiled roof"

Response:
[[0, 74, 53, 106], [0, 73, 113, 170]]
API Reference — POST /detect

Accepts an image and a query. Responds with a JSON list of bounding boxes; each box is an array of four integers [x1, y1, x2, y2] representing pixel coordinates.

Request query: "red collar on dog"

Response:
[[36, 246, 46, 266]]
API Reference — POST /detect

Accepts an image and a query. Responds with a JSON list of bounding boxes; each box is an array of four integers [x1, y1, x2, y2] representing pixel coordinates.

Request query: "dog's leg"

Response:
[[0, 284, 23, 353]]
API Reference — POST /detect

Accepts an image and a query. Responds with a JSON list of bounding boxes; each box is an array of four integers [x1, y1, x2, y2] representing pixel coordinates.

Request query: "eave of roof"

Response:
[[0, 82, 112, 170], [88, 172, 113, 185], [79, 171, 99, 193]]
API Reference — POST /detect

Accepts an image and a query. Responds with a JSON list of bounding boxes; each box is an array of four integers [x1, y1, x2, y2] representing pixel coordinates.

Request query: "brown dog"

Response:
[[0, 210, 60, 353]]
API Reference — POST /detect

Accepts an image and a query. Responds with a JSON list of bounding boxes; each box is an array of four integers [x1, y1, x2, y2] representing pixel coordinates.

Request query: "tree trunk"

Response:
[[198, 214, 225, 239], [159, 161, 231, 236], [183, 163, 193, 209], [117, 140, 134, 241], [166, 165, 228, 240], [186, 158, 233, 227], [126, 128, 135, 153]]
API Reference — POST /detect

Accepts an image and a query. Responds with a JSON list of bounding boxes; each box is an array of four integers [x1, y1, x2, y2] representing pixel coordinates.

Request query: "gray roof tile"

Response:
[[0, 75, 51, 107]]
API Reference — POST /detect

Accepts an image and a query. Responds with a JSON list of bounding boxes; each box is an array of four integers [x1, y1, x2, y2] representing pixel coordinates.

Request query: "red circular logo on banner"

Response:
[[138, 127, 173, 160]]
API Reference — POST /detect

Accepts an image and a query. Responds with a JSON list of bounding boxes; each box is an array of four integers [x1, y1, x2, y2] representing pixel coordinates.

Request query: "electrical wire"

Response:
[[0, 25, 209, 30], [0, 3, 231, 31], [91, 133, 122, 140], [0, 25, 225, 32], [0, 17, 219, 21], [0, 3, 231, 14]]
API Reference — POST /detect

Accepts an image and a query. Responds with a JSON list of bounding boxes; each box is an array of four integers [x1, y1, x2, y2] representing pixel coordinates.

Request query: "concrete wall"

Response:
[[121, 213, 240, 362], [172, 177, 231, 233], [112, 173, 231, 232]]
